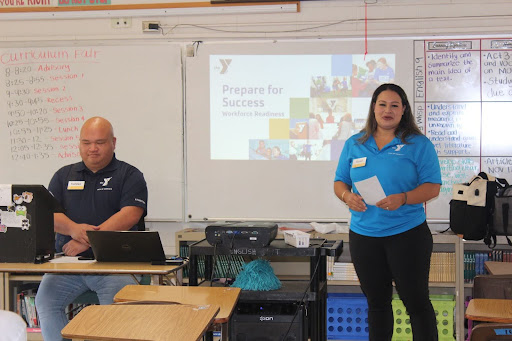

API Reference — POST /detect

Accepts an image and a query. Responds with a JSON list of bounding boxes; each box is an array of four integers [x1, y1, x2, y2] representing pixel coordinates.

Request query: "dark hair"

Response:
[[358, 83, 422, 144]]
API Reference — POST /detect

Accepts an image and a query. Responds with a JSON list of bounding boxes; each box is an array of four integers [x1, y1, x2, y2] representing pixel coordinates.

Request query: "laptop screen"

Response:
[[87, 231, 166, 263]]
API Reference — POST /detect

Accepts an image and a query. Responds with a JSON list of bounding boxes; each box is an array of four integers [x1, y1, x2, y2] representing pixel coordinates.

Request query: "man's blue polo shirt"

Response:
[[49, 155, 148, 256], [335, 132, 441, 237]]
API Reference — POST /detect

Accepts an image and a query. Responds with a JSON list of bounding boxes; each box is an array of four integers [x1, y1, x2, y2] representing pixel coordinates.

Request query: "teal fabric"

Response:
[[231, 259, 281, 291]]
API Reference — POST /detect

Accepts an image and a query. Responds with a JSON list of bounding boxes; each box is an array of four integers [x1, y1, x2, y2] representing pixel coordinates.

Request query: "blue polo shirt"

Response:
[[335, 132, 441, 237], [49, 155, 148, 257]]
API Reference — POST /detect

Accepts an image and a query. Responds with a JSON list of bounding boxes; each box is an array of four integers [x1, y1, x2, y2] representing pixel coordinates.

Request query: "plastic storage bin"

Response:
[[283, 230, 310, 248], [392, 294, 455, 341], [327, 293, 369, 340]]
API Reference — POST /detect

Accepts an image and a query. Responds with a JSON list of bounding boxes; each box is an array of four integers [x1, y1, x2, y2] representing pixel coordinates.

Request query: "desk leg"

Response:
[[4, 272, 10, 311], [174, 267, 183, 286], [0, 272, 5, 310], [221, 323, 228, 341], [205, 331, 214, 341], [150, 274, 162, 285]]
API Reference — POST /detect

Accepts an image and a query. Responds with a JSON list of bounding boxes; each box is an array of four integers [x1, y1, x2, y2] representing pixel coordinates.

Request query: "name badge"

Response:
[[68, 181, 85, 190], [352, 157, 367, 168]]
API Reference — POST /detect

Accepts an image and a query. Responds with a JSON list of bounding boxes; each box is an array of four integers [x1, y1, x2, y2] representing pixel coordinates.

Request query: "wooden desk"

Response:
[[61, 303, 220, 341], [114, 285, 240, 324], [114, 285, 240, 340], [0, 261, 186, 310], [485, 261, 512, 276], [0, 260, 185, 284], [465, 298, 512, 323]]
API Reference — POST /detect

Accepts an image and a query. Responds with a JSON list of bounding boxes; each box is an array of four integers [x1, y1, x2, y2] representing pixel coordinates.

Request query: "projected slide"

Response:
[[210, 54, 395, 160]]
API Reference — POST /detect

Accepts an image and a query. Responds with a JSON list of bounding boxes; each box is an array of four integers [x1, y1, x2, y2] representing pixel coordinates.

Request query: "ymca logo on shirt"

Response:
[[97, 177, 113, 191], [100, 177, 112, 187], [389, 144, 405, 156]]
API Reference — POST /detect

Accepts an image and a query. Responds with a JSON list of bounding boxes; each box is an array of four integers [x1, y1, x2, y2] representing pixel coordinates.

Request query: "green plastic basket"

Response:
[[391, 294, 455, 341]]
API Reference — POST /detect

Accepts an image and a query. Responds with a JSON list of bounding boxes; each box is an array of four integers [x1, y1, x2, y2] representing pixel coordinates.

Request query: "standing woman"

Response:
[[334, 83, 441, 341]]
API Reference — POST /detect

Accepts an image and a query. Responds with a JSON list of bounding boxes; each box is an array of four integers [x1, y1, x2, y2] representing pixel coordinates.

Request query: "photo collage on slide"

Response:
[[211, 54, 395, 161]]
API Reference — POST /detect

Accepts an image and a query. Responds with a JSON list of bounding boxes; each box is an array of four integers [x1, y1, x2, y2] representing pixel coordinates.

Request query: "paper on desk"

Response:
[[49, 256, 95, 264], [353, 176, 386, 206]]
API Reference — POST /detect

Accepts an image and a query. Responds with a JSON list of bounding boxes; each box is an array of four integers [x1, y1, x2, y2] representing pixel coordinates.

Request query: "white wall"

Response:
[[2, 0, 511, 253], [1, 0, 512, 42]]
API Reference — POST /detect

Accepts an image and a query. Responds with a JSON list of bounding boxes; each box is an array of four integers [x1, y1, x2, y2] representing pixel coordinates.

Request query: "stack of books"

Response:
[[463, 250, 512, 283], [327, 257, 358, 281], [179, 243, 246, 280], [328, 252, 456, 283], [429, 252, 456, 283], [16, 285, 39, 330]]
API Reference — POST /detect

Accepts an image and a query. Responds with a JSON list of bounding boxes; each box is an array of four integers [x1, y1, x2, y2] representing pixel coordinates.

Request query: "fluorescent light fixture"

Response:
[[0, 3, 298, 20], [427, 41, 472, 50]]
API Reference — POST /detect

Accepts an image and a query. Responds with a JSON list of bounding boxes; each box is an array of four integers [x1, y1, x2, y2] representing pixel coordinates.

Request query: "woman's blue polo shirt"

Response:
[[335, 132, 441, 237]]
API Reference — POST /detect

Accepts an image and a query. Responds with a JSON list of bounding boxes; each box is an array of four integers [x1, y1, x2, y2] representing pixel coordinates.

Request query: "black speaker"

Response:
[[229, 301, 308, 341]]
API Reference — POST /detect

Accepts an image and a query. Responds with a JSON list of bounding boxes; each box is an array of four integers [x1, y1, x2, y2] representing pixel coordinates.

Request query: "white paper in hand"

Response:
[[353, 176, 386, 206]]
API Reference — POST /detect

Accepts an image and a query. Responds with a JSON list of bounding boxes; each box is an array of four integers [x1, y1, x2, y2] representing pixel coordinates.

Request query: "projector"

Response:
[[205, 222, 278, 248]]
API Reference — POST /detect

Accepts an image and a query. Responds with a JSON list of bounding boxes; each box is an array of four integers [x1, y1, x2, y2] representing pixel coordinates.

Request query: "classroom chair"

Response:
[[469, 323, 512, 341], [467, 275, 512, 340], [472, 275, 512, 299]]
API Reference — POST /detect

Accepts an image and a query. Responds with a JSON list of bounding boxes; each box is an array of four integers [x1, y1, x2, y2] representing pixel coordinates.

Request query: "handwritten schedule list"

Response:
[[414, 39, 512, 219], [0, 44, 184, 220], [2, 48, 100, 162]]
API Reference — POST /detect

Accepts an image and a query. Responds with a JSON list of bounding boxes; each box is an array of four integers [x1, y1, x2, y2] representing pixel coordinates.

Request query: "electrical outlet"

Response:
[[142, 21, 160, 33], [111, 18, 132, 29]]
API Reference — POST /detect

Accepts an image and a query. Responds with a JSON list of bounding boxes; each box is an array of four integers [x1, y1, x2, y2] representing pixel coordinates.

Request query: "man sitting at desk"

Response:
[[35, 116, 148, 341]]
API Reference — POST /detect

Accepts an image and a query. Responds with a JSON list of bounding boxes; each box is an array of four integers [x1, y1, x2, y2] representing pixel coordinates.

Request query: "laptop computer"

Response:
[[87, 230, 168, 264]]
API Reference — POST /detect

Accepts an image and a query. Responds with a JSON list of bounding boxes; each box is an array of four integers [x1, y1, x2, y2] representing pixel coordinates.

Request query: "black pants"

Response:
[[349, 221, 438, 341]]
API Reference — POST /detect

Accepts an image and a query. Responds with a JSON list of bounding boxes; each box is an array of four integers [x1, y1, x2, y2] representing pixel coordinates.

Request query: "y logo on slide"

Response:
[[219, 59, 232, 74]]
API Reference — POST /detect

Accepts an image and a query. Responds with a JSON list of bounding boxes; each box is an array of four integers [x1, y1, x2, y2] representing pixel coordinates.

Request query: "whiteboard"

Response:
[[185, 39, 415, 221], [0, 42, 183, 221], [414, 38, 512, 221]]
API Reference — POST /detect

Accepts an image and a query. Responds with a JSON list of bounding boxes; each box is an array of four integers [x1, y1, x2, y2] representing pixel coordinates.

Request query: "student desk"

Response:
[[0, 261, 185, 310], [114, 285, 241, 340], [61, 303, 220, 341], [465, 298, 512, 323], [485, 261, 512, 276]]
